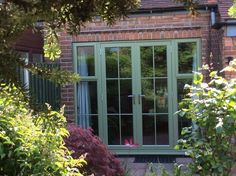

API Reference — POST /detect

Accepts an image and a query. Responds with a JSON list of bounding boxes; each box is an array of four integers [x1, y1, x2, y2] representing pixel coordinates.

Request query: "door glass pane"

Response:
[[108, 115, 120, 145], [143, 114, 169, 145], [77, 46, 95, 76], [106, 47, 118, 78], [121, 116, 133, 144], [77, 81, 98, 128], [105, 46, 133, 146], [120, 79, 132, 113], [90, 115, 98, 135], [141, 79, 154, 113], [177, 79, 192, 137], [107, 80, 119, 114], [143, 115, 155, 145], [156, 115, 169, 145], [178, 42, 197, 73], [141, 46, 154, 77], [119, 48, 132, 78], [88, 81, 98, 114], [155, 79, 168, 113], [154, 46, 167, 77]]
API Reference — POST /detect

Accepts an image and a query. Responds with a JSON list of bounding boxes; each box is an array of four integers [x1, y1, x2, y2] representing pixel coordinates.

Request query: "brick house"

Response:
[[59, 0, 236, 155]]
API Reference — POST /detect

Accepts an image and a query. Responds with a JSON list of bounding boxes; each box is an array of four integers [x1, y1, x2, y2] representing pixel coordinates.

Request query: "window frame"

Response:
[[72, 38, 201, 154]]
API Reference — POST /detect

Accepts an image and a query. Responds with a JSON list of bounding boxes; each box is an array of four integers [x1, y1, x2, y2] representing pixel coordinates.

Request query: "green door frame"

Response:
[[73, 39, 201, 155]]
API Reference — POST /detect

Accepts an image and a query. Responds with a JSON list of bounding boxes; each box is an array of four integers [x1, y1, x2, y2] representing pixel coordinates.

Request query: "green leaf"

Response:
[[193, 72, 203, 85], [209, 71, 218, 78]]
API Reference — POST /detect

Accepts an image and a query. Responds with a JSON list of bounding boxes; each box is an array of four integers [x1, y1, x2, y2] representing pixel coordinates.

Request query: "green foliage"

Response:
[[174, 0, 199, 16], [0, 83, 85, 176], [0, 0, 139, 87], [176, 64, 236, 176], [28, 63, 80, 86], [229, 0, 236, 18]]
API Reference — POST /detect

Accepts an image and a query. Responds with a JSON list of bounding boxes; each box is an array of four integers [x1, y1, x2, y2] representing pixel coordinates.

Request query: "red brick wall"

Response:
[[59, 11, 219, 123], [223, 36, 236, 62], [59, 32, 74, 123], [221, 33, 236, 78]]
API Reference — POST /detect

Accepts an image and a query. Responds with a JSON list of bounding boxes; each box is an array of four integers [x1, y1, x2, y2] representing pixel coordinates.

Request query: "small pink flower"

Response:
[[124, 138, 139, 148]]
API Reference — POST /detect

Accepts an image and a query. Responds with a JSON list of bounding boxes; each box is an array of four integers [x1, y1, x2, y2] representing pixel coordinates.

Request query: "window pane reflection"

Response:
[[108, 115, 120, 145], [77, 81, 98, 130], [177, 79, 192, 137], [143, 114, 169, 145], [154, 46, 167, 76], [155, 79, 168, 113], [119, 48, 132, 78], [107, 80, 119, 114], [178, 42, 197, 74], [143, 115, 155, 145], [77, 46, 95, 76], [141, 79, 154, 113], [106, 48, 118, 78], [120, 80, 132, 113], [141, 46, 154, 77], [156, 115, 169, 145]]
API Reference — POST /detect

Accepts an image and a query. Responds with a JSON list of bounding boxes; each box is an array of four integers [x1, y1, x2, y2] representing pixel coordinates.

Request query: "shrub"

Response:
[[0, 83, 85, 176], [65, 124, 124, 176], [176, 63, 236, 176]]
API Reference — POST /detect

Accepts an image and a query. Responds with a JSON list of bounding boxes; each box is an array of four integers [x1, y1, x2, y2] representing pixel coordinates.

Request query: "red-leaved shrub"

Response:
[[65, 124, 124, 176]]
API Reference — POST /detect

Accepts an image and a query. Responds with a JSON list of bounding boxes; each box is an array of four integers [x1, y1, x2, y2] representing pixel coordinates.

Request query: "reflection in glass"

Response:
[[90, 115, 98, 136], [141, 46, 153, 77], [154, 46, 167, 76], [143, 115, 169, 145], [77, 46, 95, 76], [155, 79, 168, 113], [141, 79, 154, 113], [106, 47, 131, 78], [178, 42, 197, 73], [120, 80, 132, 113], [119, 48, 132, 78], [177, 79, 192, 103], [77, 81, 98, 129], [107, 80, 119, 114], [121, 116, 133, 144], [108, 115, 120, 145], [106, 47, 118, 78], [156, 115, 169, 145], [141, 46, 167, 78], [143, 115, 155, 145], [106, 46, 133, 145], [177, 79, 192, 137]]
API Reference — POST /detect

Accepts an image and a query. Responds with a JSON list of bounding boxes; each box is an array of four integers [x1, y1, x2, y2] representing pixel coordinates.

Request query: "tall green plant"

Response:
[[176, 63, 236, 176], [0, 83, 85, 176]]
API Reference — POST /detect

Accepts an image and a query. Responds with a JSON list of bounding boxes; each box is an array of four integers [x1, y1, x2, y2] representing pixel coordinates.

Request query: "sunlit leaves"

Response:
[[193, 72, 203, 85], [229, 0, 236, 18], [0, 84, 86, 175], [174, 0, 199, 16], [176, 61, 236, 175]]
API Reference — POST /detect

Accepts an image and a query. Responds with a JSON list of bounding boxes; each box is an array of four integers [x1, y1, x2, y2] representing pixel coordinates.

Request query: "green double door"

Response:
[[74, 40, 199, 154], [99, 40, 198, 154]]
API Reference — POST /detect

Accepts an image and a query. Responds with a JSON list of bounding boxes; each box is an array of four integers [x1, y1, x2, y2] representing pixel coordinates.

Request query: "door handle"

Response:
[[138, 94, 145, 104], [128, 94, 135, 104]]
